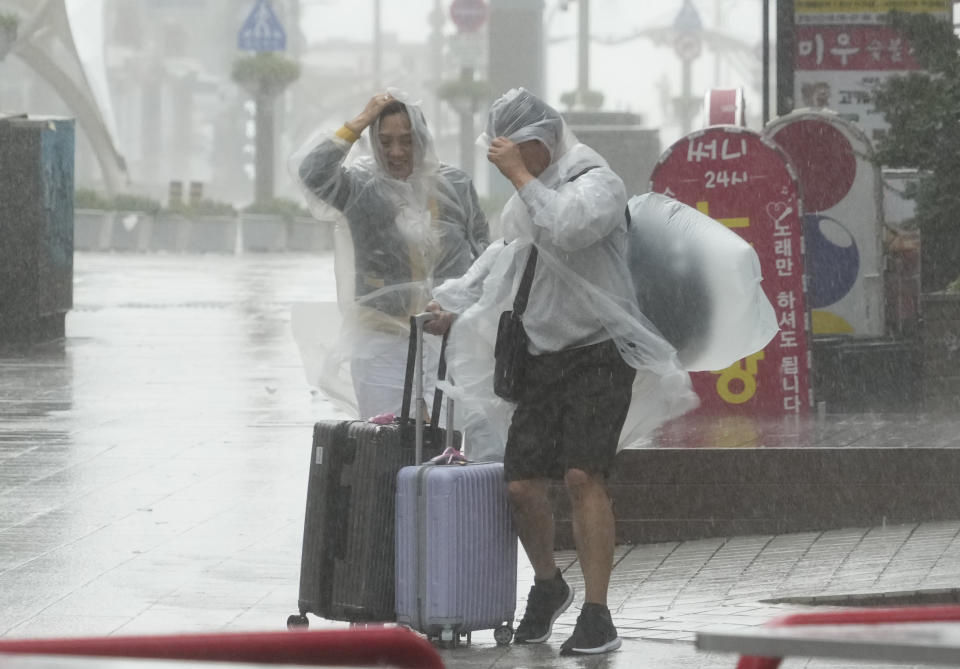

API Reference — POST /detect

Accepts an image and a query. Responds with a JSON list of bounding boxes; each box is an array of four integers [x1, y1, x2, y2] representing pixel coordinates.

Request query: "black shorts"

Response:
[[503, 339, 636, 482]]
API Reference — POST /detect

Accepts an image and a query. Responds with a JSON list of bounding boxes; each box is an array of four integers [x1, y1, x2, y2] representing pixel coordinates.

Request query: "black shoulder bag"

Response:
[[493, 246, 538, 401]]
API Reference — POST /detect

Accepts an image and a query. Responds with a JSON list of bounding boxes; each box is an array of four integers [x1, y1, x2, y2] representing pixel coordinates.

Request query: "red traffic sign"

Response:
[[450, 0, 488, 33]]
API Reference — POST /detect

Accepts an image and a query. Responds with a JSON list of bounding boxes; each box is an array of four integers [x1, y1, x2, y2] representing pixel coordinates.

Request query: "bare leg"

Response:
[[565, 468, 614, 605], [507, 478, 558, 581]]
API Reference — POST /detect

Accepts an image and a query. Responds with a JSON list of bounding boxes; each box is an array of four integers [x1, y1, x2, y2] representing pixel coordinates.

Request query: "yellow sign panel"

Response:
[[796, 0, 949, 12]]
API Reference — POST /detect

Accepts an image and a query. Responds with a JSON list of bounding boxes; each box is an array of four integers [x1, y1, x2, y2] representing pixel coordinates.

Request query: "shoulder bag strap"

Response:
[[511, 165, 600, 315]]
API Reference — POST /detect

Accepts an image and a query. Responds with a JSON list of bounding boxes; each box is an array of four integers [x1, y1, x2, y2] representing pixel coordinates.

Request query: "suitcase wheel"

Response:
[[286, 614, 309, 629], [436, 627, 457, 649], [494, 624, 514, 646]]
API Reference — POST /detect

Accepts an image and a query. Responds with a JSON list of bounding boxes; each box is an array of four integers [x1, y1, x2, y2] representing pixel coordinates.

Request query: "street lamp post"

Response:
[[576, 0, 589, 108], [672, 0, 703, 135], [777, 0, 795, 116]]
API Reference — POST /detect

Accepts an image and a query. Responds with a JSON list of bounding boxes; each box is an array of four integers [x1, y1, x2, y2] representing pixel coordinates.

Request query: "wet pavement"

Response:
[[2, 252, 960, 668]]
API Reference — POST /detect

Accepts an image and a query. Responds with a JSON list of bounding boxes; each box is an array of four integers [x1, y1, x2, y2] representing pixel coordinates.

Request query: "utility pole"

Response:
[[776, 0, 795, 116], [672, 0, 703, 136], [373, 0, 382, 91], [458, 66, 476, 175], [448, 0, 489, 175], [430, 0, 444, 133], [576, 0, 589, 108], [763, 0, 770, 124]]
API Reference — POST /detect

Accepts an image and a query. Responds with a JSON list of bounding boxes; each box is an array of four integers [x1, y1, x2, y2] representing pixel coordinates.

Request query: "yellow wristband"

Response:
[[336, 125, 359, 143]]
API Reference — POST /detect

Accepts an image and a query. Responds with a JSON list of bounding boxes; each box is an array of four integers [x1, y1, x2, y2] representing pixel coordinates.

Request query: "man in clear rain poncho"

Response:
[[425, 89, 699, 656], [291, 91, 488, 420]]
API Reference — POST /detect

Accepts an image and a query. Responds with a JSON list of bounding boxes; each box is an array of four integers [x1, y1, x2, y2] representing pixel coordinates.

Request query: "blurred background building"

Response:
[[0, 0, 770, 207]]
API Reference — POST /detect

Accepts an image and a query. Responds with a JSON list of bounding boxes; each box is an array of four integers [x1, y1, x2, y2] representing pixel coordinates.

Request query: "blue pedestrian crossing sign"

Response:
[[238, 0, 287, 52]]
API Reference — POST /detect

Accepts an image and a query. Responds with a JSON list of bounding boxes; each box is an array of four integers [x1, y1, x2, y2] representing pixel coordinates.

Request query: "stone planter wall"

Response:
[[74, 209, 332, 254], [551, 447, 960, 548]]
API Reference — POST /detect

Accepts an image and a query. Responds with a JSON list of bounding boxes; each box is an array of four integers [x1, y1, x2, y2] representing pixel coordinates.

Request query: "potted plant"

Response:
[[231, 53, 300, 205]]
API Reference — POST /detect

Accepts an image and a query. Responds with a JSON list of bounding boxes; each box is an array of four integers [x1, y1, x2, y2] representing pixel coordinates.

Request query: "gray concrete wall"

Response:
[[564, 111, 661, 199]]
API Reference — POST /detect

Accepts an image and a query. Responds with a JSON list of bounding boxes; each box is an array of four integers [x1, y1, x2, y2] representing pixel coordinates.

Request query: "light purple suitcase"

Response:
[[394, 314, 517, 648]]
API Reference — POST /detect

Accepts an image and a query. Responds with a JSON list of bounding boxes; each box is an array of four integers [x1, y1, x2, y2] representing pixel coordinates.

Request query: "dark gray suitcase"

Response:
[[287, 316, 457, 627]]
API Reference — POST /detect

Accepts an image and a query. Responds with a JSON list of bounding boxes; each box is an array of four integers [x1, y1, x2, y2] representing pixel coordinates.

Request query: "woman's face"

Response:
[[378, 112, 415, 179]]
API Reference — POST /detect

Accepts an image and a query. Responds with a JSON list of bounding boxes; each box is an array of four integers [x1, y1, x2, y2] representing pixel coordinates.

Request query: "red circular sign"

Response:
[[768, 119, 857, 213], [450, 0, 487, 33]]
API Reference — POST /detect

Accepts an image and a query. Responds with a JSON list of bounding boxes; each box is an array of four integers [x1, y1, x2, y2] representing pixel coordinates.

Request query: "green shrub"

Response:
[[168, 198, 236, 216], [113, 193, 162, 214], [871, 11, 960, 291], [0, 12, 19, 31], [74, 189, 161, 213], [231, 53, 300, 98], [437, 78, 493, 105], [74, 188, 111, 210]]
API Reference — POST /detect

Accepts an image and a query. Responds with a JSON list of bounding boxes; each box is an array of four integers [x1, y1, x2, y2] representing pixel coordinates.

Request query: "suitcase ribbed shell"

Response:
[[395, 462, 517, 638]]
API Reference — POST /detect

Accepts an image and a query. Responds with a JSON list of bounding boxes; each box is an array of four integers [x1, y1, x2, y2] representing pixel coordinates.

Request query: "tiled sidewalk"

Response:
[[1, 254, 958, 668]]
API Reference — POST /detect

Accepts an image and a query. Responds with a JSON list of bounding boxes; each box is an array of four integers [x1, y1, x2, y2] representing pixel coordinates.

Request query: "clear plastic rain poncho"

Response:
[[289, 89, 488, 419], [432, 89, 699, 461], [626, 192, 779, 372]]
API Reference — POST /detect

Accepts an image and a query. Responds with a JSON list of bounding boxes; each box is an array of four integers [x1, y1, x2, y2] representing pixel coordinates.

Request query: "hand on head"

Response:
[[488, 136, 549, 189], [488, 137, 540, 191], [347, 92, 396, 135], [487, 137, 525, 176]]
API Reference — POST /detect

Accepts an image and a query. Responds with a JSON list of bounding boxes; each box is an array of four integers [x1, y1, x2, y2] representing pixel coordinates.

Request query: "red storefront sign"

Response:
[[797, 25, 920, 71], [704, 88, 745, 127], [650, 127, 811, 415]]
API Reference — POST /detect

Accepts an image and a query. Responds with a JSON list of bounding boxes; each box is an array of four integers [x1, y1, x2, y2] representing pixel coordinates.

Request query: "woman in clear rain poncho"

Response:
[[426, 88, 699, 462], [291, 90, 489, 419]]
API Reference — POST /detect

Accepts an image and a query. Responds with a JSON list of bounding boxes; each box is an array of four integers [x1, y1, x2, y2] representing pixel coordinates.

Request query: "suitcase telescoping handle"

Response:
[[399, 314, 451, 459], [410, 312, 455, 465]]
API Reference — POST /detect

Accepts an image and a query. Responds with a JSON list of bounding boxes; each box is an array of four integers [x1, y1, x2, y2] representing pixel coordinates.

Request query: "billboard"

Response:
[[793, 0, 951, 142]]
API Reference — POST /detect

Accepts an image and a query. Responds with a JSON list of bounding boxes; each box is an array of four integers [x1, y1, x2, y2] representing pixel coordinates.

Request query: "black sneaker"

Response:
[[559, 603, 622, 655], [513, 569, 574, 644]]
